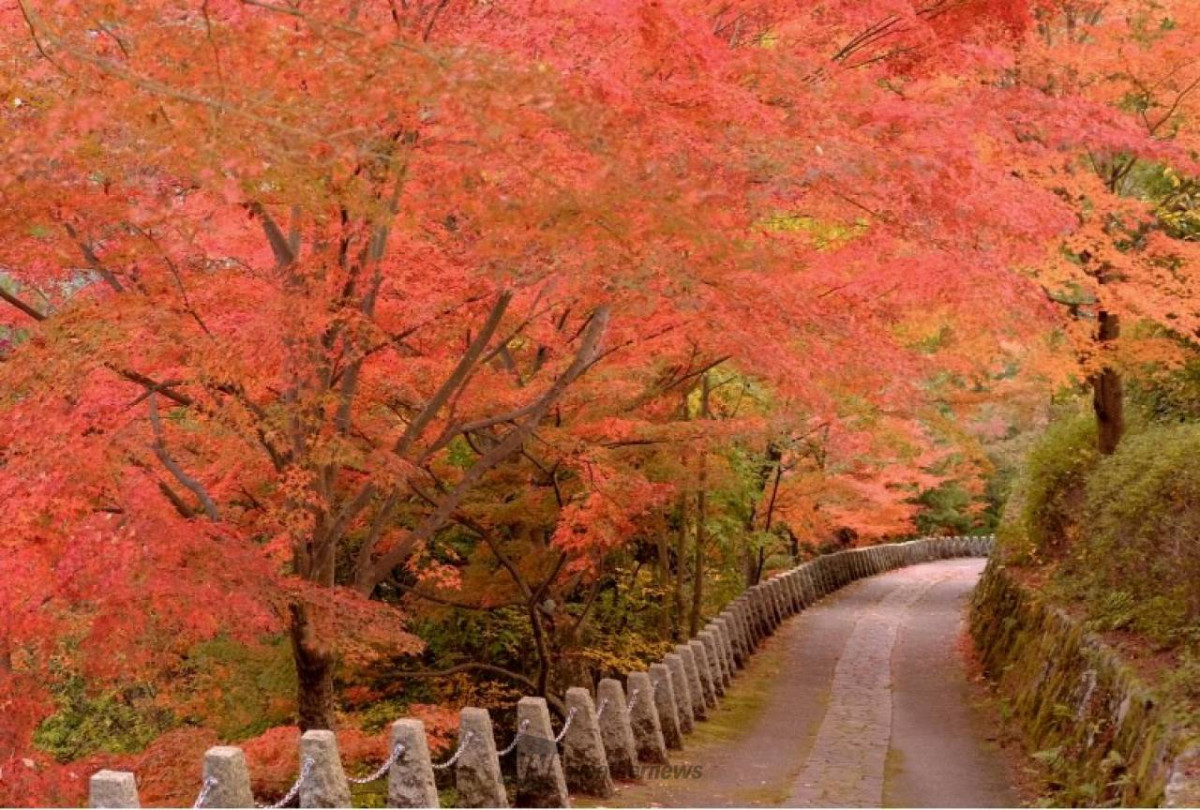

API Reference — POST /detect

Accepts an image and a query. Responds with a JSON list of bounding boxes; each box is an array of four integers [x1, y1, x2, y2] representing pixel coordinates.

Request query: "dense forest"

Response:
[[1, 0, 1197, 805]]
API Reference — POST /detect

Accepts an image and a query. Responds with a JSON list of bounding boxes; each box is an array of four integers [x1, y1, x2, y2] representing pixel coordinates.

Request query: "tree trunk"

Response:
[[689, 487, 706, 637], [289, 602, 336, 731], [529, 603, 551, 696], [656, 532, 672, 635], [688, 374, 711, 637], [1093, 311, 1124, 455], [673, 505, 687, 642]]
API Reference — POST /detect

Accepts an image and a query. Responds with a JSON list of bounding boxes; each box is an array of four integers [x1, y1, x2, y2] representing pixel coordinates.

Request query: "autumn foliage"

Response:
[[1, 0, 1197, 805]]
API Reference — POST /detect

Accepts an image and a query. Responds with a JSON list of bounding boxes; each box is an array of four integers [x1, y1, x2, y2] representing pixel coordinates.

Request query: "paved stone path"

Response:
[[596, 558, 1015, 808]]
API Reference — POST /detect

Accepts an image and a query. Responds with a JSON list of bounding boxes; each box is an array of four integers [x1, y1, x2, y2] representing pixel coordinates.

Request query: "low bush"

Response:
[[1058, 423, 1200, 650], [996, 413, 1098, 564]]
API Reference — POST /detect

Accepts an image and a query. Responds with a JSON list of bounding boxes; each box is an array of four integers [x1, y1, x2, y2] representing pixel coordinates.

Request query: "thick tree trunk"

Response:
[[289, 602, 336, 731], [1093, 311, 1124, 455]]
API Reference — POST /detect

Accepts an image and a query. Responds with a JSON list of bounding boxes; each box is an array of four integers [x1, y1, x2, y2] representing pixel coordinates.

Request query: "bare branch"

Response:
[[394, 290, 513, 456], [358, 306, 611, 592], [147, 393, 221, 521], [0, 287, 47, 321]]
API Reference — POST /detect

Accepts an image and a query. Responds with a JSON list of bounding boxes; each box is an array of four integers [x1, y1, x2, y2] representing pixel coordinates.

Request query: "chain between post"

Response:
[[497, 719, 530, 756], [347, 743, 406, 784], [258, 757, 314, 809], [432, 731, 474, 770], [193, 777, 218, 809], [553, 707, 578, 743]]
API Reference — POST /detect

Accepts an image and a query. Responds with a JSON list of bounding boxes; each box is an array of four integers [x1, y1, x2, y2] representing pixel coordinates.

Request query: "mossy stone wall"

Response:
[[970, 561, 1200, 807]]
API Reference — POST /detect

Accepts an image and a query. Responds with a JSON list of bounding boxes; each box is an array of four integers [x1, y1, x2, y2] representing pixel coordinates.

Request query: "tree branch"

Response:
[[0, 287, 46, 321], [357, 305, 611, 592], [148, 393, 221, 521], [394, 290, 513, 457]]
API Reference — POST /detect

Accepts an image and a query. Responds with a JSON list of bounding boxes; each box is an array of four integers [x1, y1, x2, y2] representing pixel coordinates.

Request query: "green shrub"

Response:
[[997, 413, 1098, 564], [914, 482, 976, 535], [34, 676, 176, 762], [1060, 423, 1200, 649]]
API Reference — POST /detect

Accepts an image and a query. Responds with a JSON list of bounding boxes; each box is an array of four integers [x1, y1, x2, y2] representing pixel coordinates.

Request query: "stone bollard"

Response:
[[718, 614, 744, 669], [769, 580, 786, 624], [90, 771, 140, 809], [721, 618, 740, 670], [766, 580, 783, 623], [755, 586, 775, 634], [781, 573, 797, 613], [596, 678, 639, 781], [735, 598, 753, 642], [733, 597, 757, 649], [746, 588, 765, 638], [795, 567, 810, 606], [789, 571, 804, 611], [765, 579, 783, 620], [649, 663, 684, 750], [709, 622, 734, 684], [200, 746, 254, 808], [800, 567, 817, 606], [838, 553, 851, 587], [455, 708, 508, 808], [811, 559, 827, 597], [562, 687, 613, 798], [675, 645, 708, 721], [515, 697, 569, 808], [625, 671, 669, 765], [688, 639, 719, 709], [699, 630, 728, 693], [388, 719, 438, 808], [300, 729, 352, 808], [717, 611, 741, 668], [718, 621, 736, 678], [663, 653, 695, 734], [743, 591, 761, 639]]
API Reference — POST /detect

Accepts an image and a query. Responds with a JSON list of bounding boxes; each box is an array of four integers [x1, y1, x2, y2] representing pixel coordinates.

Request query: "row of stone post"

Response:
[[89, 535, 992, 809]]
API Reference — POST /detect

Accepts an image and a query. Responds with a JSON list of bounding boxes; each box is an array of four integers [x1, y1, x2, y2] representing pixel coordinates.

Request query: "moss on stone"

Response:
[[971, 563, 1198, 806]]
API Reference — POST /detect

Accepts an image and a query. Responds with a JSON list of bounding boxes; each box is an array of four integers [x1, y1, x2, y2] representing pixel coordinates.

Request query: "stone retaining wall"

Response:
[[970, 559, 1200, 808], [89, 535, 993, 809]]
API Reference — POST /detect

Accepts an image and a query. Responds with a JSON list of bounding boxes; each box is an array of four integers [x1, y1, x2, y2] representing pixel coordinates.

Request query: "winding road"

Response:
[[599, 558, 1015, 808]]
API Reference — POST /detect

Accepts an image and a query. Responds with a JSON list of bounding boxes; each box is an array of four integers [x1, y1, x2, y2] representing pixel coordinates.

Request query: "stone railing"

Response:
[[88, 534, 993, 808]]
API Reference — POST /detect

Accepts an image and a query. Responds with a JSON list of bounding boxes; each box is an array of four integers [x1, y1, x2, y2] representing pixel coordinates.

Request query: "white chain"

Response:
[[594, 698, 610, 721], [194, 777, 218, 808], [497, 719, 530, 756], [347, 743, 406, 785], [262, 757, 313, 809], [553, 707, 578, 743], [432, 731, 474, 770]]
